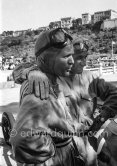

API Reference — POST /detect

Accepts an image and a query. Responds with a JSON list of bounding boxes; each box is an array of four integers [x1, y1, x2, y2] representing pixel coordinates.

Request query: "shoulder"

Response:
[[82, 70, 101, 82], [20, 92, 53, 115]]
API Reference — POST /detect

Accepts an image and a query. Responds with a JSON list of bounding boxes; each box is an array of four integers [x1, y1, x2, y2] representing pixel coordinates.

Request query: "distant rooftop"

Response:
[[95, 9, 117, 14], [82, 13, 90, 15], [61, 17, 72, 20]]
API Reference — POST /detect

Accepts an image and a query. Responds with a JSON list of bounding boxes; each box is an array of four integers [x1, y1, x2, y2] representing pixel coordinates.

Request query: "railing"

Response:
[[84, 64, 117, 75]]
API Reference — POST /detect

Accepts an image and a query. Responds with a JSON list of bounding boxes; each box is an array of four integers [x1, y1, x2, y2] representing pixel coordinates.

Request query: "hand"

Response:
[[89, 108, 115, 133], [100, 108, 115, 120], [75, 122, 87, 132], [78, 112, 93, 127], [81, 116, 93, 127], [88, 115, 104, 133], [22, 68, 30, 80], [22, 63, 36, 80], [28, 70, 50, 99]]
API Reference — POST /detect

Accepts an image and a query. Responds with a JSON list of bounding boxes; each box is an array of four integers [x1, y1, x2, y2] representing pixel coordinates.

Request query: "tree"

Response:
[[22, 52, 28, 62], [25, 31, 33, 36], [49, 22, 55, 29], [33, 30, 39, 35], [92, 21, 103, 32]]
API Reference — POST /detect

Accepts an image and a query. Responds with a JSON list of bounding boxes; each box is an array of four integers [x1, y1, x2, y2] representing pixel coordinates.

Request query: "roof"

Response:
[[61, 17, 72, 20], [95, 9, 117, 14], [82, 13, 90, 15]]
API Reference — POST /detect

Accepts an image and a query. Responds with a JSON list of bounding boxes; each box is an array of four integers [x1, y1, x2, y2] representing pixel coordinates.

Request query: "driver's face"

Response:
[[54, 45, 74, 77], [71, 53, 87, 74]]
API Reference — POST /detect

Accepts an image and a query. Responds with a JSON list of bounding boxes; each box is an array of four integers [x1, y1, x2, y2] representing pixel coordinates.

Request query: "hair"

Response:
[[73, 38, 89, 56]]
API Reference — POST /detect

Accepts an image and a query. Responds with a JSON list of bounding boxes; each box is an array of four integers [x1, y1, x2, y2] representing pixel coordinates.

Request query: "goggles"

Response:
[[73, 41, 89, 52], [36, 28, 73, 56]]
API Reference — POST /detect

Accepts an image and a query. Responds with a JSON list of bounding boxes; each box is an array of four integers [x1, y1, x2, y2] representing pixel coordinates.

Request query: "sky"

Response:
[[0, 0, 117, 33]]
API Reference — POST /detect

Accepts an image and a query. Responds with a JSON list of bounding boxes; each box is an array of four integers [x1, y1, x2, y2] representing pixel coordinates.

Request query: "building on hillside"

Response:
[[13, 30, 30, 37], [13, 31, 22, 37], [72, 18, 82, 29], [49, 21, 61, 29], [61, 17, 73, 29], [2, 31, 13, 37], [53, 21, 61, 29], [91, 15, 94, 24], [38, 27, 49, 31], [101, 18, 117, 30], [82, 13, 91, 25], [94, 9, 117, 23]]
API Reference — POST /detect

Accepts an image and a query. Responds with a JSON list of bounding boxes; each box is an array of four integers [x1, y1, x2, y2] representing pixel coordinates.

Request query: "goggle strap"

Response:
[[35, 44, 51, 56], [74, 41, 89, 51], [36, 28, 73, 56]]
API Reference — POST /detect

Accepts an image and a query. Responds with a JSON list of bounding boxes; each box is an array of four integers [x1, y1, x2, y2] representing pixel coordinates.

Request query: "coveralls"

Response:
[[11, 72, 88, 166], [12, 63, 117, 166]]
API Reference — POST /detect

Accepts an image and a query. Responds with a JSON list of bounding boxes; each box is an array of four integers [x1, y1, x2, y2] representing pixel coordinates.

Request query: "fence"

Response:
[[85, 63, 117, 75]]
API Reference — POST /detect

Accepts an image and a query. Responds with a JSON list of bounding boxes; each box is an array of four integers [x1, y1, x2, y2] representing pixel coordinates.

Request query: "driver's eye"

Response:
[[64, 54, 71, 58]]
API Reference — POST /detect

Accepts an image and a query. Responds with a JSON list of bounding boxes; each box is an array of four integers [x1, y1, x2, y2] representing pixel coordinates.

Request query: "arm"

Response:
[[88, 73, 117, 120], [13, 62, 50, 99], [10, 85, 84, 164], [12, 62, 38, 84]]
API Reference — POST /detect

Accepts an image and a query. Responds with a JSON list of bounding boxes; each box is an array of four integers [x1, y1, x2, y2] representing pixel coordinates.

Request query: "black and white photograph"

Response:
[[0, 0, 117, 165]]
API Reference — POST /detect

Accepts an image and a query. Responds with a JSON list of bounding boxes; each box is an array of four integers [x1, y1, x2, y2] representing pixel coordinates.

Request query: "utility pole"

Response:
[[112, 41, 113, 58], [111, 41, 115, 58]]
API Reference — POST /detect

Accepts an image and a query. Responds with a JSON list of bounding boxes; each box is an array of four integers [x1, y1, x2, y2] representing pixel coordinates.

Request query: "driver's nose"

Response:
[[68, 55, 74, 65]]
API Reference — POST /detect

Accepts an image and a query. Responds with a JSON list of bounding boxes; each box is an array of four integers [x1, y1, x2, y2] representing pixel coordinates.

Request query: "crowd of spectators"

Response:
[[0, 55, 36, 71]]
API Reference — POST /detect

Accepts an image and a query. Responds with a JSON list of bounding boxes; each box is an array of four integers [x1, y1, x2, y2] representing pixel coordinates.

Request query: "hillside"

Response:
[[0, 24, 117, 61]]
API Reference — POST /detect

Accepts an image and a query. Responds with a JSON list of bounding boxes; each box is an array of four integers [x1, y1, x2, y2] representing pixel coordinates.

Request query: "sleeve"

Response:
[[10, 91, 80, 164], [10, 93, 56, 164], [88, 73, 117, 119], [12, 62, 38, 84]]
